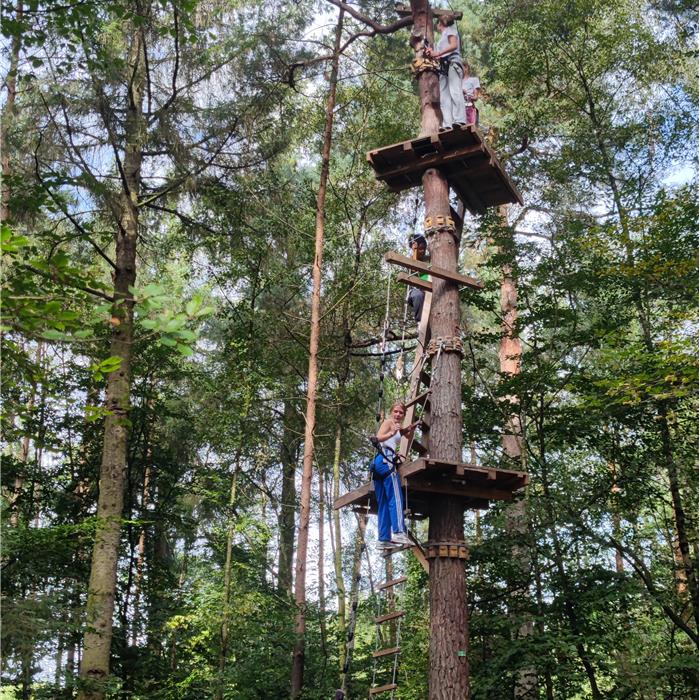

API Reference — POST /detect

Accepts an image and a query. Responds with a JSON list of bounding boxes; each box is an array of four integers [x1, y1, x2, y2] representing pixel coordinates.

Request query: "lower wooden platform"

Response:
[[366, 125, 522, 215], [334, 458, 529, 519]]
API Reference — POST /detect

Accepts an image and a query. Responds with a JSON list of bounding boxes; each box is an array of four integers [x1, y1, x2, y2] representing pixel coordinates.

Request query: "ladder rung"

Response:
[[379, 576, 408, 590], [374, 610, 405, 624], [373, 646, 401, 658], [412, 440, 428, 455], [404, 389, 430, 410], [381, 543, 412, 556], [370, 683, 399, 695]]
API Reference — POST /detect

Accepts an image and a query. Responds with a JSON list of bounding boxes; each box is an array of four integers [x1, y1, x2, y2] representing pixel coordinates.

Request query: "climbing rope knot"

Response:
[[410, 56, 441, 78], [426, 335, 464, 358], [425, 540, 469, 560]]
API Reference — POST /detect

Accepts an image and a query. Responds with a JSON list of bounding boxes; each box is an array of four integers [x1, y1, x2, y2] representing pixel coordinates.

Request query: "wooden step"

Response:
[[370, 683, 398, 695], [381, 543, 412, 556], [379, 576, 408, 590], [404, 389, 430, 410], [374, 610, 406, 624], [397, 271, 432, 292], [373, 646, 401, 658], [385, 251, 483, 290], [412, 439, 428, 456]]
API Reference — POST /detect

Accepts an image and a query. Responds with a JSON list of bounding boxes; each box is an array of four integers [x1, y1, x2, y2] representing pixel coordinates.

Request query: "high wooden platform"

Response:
[[366, 125, 523, 215], [334, 458, 529, 519]]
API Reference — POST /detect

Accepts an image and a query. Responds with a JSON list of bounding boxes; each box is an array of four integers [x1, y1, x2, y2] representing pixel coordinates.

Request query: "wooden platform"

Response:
[[334, 458, 529, 518], [366, 125, 522, 215], [385, 251, 482, 289]]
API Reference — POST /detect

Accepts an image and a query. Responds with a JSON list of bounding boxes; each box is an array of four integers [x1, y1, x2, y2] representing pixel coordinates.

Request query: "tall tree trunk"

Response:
[[278, 397, 298, 594], [290, 9, 344, 698], [216, 458, 241, 700], [496, 206, 537, 700], [341, 514, 368, 698], [318, 466, 327, 664], [130, 460, 151, 646], [409, 2, 469, 697], [331, 425, 347, 676], [78, 22, 145, 700], [1, 0, 21, 221]]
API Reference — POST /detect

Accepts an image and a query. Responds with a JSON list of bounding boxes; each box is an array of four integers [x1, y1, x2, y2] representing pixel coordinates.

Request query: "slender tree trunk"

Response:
[[78, 23, 145, 700], [130, 458, 151, 646], [216, 458, 241, 700], [341, 514, 368, 698], [319, 466, 327, 663], [10, 343, 43, 526], [331, 425, 347, 676], [408, 2, 469, 697], [278, 397, 298, 594], [290, 9, 344, 698], [1, 0, 21, 222], [496, 206, 537, 700]]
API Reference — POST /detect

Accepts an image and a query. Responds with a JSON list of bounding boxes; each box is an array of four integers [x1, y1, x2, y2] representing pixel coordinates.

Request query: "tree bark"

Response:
[[278, 397, 299, 594], [130, 458, 151, 646], [331, 425, 347, 676], [78, 21, 145, 700], [409, 3, 469, 697], [216, 458, 241, 700], [0, 0, 21, 222], [290, 9, 344, 697]]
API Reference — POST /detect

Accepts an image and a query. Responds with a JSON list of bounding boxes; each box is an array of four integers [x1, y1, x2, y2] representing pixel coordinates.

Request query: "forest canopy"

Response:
[[1, 0, 697, 698]]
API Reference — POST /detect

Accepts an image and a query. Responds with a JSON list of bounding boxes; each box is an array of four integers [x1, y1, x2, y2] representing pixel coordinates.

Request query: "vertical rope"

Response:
[[377, 274, 393, 424]]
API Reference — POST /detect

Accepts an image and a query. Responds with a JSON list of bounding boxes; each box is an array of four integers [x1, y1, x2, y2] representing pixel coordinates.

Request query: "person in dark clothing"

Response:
[[408, 234, 430, 323]]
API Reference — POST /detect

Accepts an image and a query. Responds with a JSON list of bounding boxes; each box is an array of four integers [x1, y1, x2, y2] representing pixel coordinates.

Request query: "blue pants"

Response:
[[373, 454, 406, 541]]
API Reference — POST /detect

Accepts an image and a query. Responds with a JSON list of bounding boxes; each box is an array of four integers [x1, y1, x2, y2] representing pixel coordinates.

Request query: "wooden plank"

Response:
[[384, 251, 483, 290], [412, 439, 428, 456], [397, 271, 433, 292], [376, 143, 486, 184], [404, 389, 431, 410], [450, 205, 463, 232], [399, 458, 428, 479], [375, 610, 405, 624], [373, 646, 401, 658], [411, 544, 430, 573], [333, 482, 371, 510], [408, 478, 514, 502], [379, 576, 408, 590], [370, 684, 399, 696]]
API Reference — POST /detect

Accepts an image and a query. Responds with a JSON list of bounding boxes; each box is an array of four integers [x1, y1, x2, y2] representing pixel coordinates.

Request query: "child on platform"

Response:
[[463, 65, 481, 126]]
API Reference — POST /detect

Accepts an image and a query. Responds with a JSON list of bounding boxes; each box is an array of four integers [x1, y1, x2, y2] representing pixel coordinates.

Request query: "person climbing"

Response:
[[425, 14, 466, 129], [373, 402, 418, 549], [463, 64, 481, 126], [408, 233, 430, 323]]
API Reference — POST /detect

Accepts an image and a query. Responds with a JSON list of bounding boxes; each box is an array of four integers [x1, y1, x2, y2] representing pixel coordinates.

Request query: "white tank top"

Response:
[[381, 429, 401, 454]]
